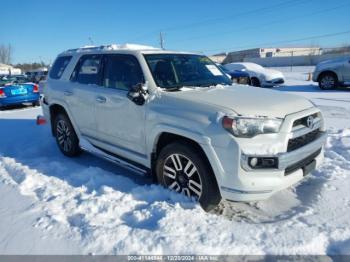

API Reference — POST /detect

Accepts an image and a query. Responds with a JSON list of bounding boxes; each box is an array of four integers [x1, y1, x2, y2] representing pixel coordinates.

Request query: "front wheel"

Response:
[[156, 142, 221, 211], [54, 114, 81, 157], [319, 73, 337, 90], [250, 77, 261, 87]]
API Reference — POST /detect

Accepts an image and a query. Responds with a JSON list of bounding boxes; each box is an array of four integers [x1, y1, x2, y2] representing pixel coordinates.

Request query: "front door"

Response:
[[94, 54, 147, 156]]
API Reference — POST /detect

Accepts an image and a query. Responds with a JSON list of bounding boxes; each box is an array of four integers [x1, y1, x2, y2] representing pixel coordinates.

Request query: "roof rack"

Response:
[[61, 43, 160, 54]]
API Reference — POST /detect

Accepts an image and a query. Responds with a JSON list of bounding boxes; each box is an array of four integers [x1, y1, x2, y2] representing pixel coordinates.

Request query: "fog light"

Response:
[[250, 157, 258, 167], [248, 157, 278, 169]]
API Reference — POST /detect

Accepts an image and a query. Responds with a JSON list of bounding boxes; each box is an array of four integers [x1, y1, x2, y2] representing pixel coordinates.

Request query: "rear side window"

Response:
[[49, 56, 72, 79], [103, 54, 144, 91], [71, 55, 102, 85]]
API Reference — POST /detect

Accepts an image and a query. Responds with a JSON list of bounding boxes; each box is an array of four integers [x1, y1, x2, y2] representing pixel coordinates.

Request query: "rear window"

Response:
[[49, 56, 72, 79]]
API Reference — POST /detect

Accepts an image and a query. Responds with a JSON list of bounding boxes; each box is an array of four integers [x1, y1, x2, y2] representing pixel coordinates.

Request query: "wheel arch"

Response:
[[150, 129, 223, 189], [49, 103, 79, 137], [317, 70, 339, 82]]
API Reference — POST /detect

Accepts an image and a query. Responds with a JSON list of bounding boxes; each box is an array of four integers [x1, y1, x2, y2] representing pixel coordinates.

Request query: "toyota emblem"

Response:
[[306, 116, 315, 129]]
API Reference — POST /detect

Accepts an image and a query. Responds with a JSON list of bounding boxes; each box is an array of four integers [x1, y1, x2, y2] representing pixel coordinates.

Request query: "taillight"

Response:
[[0, 89, 6, 98], [33, 84, 39, 93]]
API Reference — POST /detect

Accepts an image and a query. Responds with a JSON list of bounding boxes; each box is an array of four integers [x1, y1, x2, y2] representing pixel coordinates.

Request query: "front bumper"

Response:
[[262, 78, 285, 87], [217, 126, 326, 202], [241, 131, 327, 171]]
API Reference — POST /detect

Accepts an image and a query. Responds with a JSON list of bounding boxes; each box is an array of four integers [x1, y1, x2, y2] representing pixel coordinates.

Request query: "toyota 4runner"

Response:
[[42, 44, 327, 211]]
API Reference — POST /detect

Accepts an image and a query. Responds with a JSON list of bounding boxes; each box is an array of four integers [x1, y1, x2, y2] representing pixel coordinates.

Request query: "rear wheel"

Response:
[[32, 100, 40, 107], [251, 77, 261, 87], [54, 113, 81, 157], [156, 142, 221, 211], [319, 73, 337, 90]]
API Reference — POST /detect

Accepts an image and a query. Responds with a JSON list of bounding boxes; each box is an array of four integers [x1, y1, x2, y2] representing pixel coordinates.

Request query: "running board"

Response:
[[79, 137, 148, 176]]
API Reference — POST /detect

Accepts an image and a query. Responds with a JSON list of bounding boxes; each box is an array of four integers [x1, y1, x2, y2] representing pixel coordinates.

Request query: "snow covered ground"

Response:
[[0, 68, 350, 255]]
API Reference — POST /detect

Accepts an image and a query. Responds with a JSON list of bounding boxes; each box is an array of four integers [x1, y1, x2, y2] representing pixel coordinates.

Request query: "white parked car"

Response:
[[223, 62, 285, 87], [312, 56, 350, 90], [42, 44, 326, 211]]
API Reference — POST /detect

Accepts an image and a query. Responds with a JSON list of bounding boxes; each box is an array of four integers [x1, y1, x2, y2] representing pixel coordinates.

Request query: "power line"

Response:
[[167, 2, 350, 45], [162, 0, 305, 32], [197, 30, 350, 53], [130, 0, 307, 42]]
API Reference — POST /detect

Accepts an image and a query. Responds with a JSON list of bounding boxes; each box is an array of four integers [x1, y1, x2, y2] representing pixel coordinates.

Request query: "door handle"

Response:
[[64, 90, 73, 96], [96, 96, 106, 103]]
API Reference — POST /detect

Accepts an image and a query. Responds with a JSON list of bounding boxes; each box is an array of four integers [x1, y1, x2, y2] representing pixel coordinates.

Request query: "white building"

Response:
[[223, 47, 322, 64], [0, 63, 21, 75]]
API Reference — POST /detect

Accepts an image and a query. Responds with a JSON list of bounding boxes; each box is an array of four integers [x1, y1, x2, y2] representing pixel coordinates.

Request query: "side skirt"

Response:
[[79, 137, 150, 176]]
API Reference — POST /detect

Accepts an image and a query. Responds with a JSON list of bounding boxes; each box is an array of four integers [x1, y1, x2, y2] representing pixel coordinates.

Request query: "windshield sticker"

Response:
[[205, 65, 223, 76]]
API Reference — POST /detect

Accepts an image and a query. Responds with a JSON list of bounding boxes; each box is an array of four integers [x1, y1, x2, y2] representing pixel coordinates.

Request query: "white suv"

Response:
[[42, 44, 326, 211]]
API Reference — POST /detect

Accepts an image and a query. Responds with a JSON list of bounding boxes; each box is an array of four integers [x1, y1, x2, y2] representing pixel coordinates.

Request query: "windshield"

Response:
[[144, 54, 232, 89]]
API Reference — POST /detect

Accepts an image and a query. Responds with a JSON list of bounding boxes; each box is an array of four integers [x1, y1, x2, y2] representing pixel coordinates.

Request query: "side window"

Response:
[[103, 54, 144, 91], [71, 55, 102, 85], [49, 56, 72, 79]]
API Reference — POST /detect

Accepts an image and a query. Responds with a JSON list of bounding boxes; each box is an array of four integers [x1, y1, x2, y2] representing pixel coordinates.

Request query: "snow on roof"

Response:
[[62, 43, 160, 54]]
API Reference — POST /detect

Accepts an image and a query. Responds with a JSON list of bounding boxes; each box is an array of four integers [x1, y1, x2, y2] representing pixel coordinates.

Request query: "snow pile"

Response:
[[0, 69, 350, 255]]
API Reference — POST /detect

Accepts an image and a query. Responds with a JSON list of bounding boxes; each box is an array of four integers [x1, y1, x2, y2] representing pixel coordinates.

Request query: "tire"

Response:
[[32, 100, 40, 107], [156, 142, 221, 211], [54, 113, 81, 157], [251, 77, 261, 87], [318, 73, 337, 90]]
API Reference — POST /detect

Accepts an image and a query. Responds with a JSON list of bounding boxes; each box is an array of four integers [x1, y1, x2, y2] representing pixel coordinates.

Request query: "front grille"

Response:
[[287, 129, 321, 152], [285, 148, 321, 176], [293, 113, 318, 128]]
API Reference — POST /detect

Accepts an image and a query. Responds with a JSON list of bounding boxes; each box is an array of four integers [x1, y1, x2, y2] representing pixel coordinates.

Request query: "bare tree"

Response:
[[0, 44, 13, 65]]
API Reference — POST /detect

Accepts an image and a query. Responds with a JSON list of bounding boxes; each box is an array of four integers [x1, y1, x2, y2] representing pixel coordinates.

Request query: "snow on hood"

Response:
[[168, 85, 313, 118]]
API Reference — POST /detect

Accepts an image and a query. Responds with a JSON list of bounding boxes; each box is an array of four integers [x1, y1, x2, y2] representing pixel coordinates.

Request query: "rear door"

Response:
[[67, 54, 103, 138], [94, 54, 147, 156]]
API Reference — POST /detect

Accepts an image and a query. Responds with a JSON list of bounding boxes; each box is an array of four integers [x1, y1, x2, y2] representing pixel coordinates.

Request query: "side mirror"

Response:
[[127, 83, 148, 106]]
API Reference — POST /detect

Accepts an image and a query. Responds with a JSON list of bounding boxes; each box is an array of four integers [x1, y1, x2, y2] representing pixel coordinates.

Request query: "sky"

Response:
[[1, 0, 350, 64]]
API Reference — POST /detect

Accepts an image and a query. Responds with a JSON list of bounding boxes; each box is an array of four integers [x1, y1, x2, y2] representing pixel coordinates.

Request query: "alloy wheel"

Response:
[[56, 120, 72, 152], [163, 154, 202, 198], [320, 75, 335, 89]]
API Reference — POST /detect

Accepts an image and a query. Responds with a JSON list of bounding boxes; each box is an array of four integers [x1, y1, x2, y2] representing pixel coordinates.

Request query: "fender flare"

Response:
[[48, 99, 81, 138], [148, 123, 226, 181]]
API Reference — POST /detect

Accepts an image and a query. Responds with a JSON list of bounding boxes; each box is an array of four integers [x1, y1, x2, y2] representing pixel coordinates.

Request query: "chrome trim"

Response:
[[241, 131, 327, 171], [221, 186, 272, 194], [291, 119, 322, 138], [79, 137, 148, 175]]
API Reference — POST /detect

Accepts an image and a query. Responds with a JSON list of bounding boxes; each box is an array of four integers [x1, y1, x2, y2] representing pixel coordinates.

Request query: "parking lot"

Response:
[[0, 67, 349, 255]]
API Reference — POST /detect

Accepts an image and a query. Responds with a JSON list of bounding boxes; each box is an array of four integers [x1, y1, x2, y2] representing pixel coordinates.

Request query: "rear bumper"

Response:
[[0, 94, 40, 106]]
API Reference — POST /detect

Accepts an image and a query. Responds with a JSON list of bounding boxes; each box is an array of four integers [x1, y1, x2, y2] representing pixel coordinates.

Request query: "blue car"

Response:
[[0, 76, 40, 109], [217, 64, 251, 85]]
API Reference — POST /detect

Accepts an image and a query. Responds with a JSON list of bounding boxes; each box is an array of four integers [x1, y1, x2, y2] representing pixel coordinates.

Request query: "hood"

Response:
[[166, 85, 313, 118], [316, 57, 348, 70]]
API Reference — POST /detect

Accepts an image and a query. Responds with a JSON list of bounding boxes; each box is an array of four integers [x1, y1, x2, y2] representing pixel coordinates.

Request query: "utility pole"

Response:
[[159, 31, 165, 49], [88, 37, 94, 46]]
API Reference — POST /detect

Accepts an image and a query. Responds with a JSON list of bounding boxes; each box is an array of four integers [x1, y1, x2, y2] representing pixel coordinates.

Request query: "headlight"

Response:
[[222, 116, 283, 138]]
